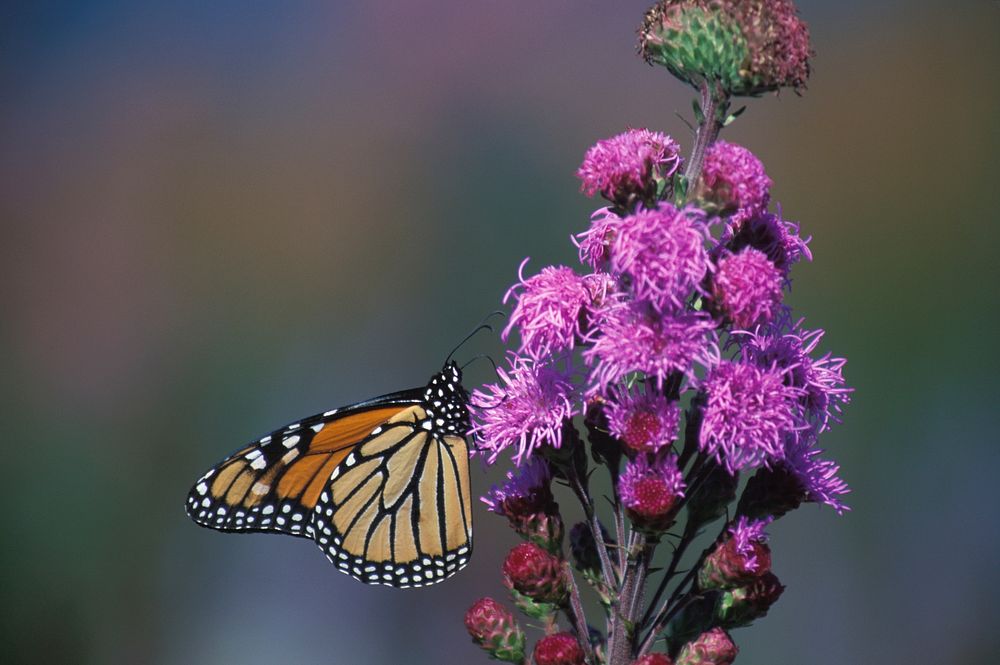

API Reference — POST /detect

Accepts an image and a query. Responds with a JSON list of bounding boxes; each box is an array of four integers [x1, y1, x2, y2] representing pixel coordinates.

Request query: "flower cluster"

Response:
[[465, 3, 849, 664]]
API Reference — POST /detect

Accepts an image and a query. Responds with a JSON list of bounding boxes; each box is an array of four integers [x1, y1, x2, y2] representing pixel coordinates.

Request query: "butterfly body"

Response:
[[185, 363, 472, 588]]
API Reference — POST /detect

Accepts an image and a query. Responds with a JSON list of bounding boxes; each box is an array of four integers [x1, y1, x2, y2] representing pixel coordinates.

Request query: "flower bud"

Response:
[[633, 654, 674, 665], [484, 459, 564, 553], [464, 597, 526, 663], [737, 464, 804, 520], [686, 462, 738, 528], [716, 571, 785, 628], [619, 453, 685, 533], [675, 628, 738, 665], [606, 386, 682, 454], [695, 141, 771, 221], [698, 517, 772, 590], [534, 632, 586, 665], [503, 542, 568, 605]]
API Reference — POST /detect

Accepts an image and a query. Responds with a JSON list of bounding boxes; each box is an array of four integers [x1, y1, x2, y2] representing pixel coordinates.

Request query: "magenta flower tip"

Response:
[[577, 128, 682, 206], [619, 453, 685, 524], [699, 140, 772, 219], [712, 248, 785, 329], [605, 386, 681, 454]]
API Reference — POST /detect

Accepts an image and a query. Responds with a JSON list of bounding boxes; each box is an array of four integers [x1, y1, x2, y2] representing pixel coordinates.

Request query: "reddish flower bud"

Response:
[[633, 653, 674, 665], [699, 517, 772, 589], [503, 543, 568, 605], [534, 632, 585, 665], [717, 571, 785, 628], [619, 453, 685, 532], [676, 628, 739, 665], [464, 597, 526, 663]]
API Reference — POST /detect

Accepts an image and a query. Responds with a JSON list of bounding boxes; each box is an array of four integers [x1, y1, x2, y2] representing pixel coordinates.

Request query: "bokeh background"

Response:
[[3, 2, 999, 664]]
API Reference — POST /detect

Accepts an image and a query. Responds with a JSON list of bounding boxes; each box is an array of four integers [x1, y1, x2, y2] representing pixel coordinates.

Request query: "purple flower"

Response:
[[738, 322, 852, 431], [711, 248, 784, 329], [605, 386, 681, 454], [720, 209, 811, 276], [700, 357, 802, 472], [575, 207, 621, 271], [482, 458, 553, 516], [470, 356, 577, 464], [612, 204, 714, 312], [577, 129, 682, 206], [584, 302, 717, 391], [783, 434, 850, 514], [503, 262, 615, 360], [699, 141, 772, 220], [619, 453, 685, 528], [727, 516, 772, 573]]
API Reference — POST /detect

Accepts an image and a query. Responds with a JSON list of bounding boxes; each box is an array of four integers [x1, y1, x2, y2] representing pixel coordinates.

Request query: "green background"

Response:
[[3, 2, 998, 663]]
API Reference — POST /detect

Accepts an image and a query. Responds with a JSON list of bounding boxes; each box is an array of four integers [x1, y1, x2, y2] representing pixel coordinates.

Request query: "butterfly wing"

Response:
[[310, 403, 473, 588], [185, 390, 422, 539]]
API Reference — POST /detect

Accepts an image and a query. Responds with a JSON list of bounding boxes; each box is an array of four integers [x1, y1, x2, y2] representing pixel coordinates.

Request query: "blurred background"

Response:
[[2, 1, 998, 663]]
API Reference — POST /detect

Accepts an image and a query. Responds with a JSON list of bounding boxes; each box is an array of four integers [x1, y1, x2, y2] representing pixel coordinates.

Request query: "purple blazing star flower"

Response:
[[577, 129, 682, 205], [738, 321, 852, 431], [502, 262, 616, 360], [618, 453, 685, 523], [711, 247, 785, 329], [611, 204, 714, 311], [699, 140, 772, 221], [721, 209, 811, 276], [783, 433, 850, 514], [584, 302, 717, 391], [700, 355, 803, 473], [482, 457, 553, 516], [728, 516, 773, 573], [470, 356, 577, 464], [575, 207, 621, 271], [605, 385, 681, 454]]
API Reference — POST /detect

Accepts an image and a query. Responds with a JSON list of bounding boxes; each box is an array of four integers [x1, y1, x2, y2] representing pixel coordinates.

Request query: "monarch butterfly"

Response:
[[185, 362, 472, 589]]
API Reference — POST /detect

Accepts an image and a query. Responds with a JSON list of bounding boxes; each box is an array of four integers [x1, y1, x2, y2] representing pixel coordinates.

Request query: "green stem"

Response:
[[683, 80, 728, 201]]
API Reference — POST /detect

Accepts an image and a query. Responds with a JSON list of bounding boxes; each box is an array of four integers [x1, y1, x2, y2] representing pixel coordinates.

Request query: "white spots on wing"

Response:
[[344, 454, 356, 467], [311, 423, 325, 433], [262, 505, 275, 515], [323, 409, 338, 417], [421, 420, 433, 431], [281, 448, 299, 464], [196, 482, 208, 496], [259, 436, 271, 445], [282, 435, 301, 449], [281, 504, 291, 514], [201, 497, 211, 508], [329, 467, 341, 480], [250, 456, 267, 471], [370, 426, 382, 435], [251, 482, 270, 495]]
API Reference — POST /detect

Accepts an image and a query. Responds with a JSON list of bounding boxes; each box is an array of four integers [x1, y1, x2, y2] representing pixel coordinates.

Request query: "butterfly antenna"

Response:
[[445, 311, 506, 365], [460, 353, 500, 378]]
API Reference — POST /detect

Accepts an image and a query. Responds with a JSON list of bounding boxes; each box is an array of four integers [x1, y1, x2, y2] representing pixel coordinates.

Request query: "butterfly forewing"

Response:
[[185, 363, 472, 589]]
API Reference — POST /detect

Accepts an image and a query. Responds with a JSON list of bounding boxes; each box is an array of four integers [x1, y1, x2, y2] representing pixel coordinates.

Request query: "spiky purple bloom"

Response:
[[712, 248, 784, 329], [470, 357, 577, 465], [575, 208, 621, 271], [699, 141, 772, 221], [585, 303, 717, 391], [619, 453, 685, 524], [482, 458, 553, 515], [783, 434, 850, 514], [612, 204, 714, 311], [721, 209, 811, 276], [605, 386, 681, 454], [728, 516, 772, 573], [739, 322, 851, 431], [700, 357, 802, 472], [502, 262, 615, 360], [577, 129, 682, 206]]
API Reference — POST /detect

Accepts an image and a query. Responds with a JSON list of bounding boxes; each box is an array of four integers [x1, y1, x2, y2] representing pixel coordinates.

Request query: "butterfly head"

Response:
[[422, 361, 470, 436]]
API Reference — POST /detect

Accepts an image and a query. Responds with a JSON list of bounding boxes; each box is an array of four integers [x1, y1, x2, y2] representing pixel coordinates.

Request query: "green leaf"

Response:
[[723, 105, 747, 127]]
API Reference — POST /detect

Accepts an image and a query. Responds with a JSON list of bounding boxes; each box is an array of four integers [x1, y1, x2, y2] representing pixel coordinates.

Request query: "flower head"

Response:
[[605, 386, 681, 454], [700, 357, 802, 472], [729, 0, 812, 94], [577, 129, 682, 207], [464, 597, 526, 663], [503, 542, 567, 604], [676, 627, 739, 665], [711, 248, 784, 329], [782, 433, 850, 513], [698, 141, 772, 220], [534, 632, 586, 665], [739, 322, 851, 431], [611, 204, 714, 311], [721, 209, 811, 276], [576, 208, 621, 271], [503, 262, 612, 360], [471, 357, 577, 464], [699, 516, 773, 590], [585, 303, 717, 391], [483, 458, 564, 551], [619, 453, 685, 531]]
